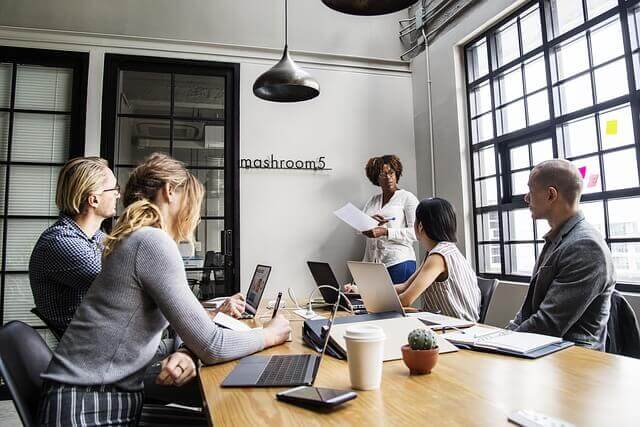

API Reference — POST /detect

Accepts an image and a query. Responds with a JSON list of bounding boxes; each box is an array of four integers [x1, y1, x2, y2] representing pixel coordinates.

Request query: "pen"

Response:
[[272, 291, 283, 319], [383, 217, 396, 221]]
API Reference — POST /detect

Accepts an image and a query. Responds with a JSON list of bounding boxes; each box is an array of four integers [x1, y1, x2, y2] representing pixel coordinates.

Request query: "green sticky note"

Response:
[[606, 120, 618, 136]]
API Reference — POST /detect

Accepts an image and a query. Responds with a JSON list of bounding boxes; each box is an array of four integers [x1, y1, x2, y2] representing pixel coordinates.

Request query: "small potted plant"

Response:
[[401, 328, 439, 375]]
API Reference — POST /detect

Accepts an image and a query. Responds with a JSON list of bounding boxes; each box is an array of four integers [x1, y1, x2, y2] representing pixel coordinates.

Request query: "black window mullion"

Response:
[[466, 46, 482, 274], [169, 73, 175, 157], [0, 63, 17, 324], [619, 0, 640, 223], [486, 36, 507, 276]]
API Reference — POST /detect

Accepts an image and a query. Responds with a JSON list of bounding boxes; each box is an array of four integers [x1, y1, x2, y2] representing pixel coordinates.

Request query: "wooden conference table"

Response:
[[199, 310, 640, 426]]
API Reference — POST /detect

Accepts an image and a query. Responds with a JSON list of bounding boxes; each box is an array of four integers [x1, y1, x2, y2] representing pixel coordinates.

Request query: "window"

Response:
[[0, 47, 88, 343], [101, 55, 240, 296], [465, 1, 640, 288]]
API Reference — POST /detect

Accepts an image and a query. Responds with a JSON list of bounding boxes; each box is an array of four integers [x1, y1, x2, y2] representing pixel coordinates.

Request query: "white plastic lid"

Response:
[[343, 324, 386, 341]]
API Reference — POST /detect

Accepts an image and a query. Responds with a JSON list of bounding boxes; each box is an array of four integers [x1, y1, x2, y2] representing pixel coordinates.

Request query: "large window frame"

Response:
[[465, 0, 640, 291], [100, 54, 241, 296], [0, 46, 88, 332]]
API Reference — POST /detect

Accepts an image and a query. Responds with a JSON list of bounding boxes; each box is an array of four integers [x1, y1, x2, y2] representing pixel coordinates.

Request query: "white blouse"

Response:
[[362, 189, 419, 267]]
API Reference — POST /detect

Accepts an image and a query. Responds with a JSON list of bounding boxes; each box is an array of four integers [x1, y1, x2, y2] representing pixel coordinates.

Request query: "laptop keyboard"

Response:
[[256, 355, 312, 386]]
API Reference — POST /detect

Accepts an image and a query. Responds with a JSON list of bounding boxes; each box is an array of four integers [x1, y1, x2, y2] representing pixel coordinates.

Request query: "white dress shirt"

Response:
[[362, 189, 418, 267]]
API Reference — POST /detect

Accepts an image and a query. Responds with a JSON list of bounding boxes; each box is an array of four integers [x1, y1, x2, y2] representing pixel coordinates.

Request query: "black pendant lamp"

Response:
[[321, 0, 419, 16], [253, 0, 320, 102]]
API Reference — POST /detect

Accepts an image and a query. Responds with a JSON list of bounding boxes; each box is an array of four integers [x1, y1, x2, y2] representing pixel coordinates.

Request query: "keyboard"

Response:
[[256, 355, 313, 386]]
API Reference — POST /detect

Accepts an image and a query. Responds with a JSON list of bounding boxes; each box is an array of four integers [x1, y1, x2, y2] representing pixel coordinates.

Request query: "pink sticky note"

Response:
[[587, 173, 599, 188], [578, 166, 587, 179]]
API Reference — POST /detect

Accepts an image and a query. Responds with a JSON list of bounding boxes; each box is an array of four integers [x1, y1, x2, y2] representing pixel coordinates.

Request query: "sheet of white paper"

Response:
[[333, 203, 378, 232], [213, 312, 251, 331]]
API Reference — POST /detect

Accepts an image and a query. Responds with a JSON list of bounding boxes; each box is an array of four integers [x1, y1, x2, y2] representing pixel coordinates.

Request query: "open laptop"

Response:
[[221, 298, 341, 387], [240, 264, 272, 319], [306, 261, 366, 314], [346, 261, 406, 316]]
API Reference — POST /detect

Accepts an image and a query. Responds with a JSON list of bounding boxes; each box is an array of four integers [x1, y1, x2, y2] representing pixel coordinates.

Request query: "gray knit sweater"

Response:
[[42, 227, 265, 391]]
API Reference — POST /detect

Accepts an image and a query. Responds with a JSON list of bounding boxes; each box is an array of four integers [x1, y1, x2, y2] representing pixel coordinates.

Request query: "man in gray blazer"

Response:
[[507, 159, 615, 350]]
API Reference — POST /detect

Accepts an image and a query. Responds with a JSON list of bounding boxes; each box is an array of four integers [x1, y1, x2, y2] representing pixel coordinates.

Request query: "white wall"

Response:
[[240, 62, 415, 300], [0, 1, 415, 301], [0, 0, 406, 60]]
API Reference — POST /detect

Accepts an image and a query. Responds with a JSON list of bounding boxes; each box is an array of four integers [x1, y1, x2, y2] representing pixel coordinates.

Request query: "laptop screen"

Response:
[[306, 261, 341, 304], [245, 265, 271, 311]]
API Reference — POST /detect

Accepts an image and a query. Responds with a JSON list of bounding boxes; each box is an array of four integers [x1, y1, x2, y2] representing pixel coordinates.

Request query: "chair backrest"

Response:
[[0, 321, 53, 426], [30, 307, 63, 342], [606, 291, 640, 358], [477, 277, 499, 323]]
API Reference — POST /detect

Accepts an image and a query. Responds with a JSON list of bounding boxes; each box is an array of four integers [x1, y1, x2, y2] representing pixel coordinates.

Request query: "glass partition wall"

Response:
[[101, 55, 240, 297], [0, 47, 88, 345]]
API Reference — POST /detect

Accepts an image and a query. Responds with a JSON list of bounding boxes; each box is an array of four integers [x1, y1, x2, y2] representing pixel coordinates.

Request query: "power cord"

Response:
[[305, 285, 353, 316]]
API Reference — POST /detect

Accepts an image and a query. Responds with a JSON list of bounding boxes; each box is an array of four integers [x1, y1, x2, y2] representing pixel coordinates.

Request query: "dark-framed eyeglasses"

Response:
[[378, 170, 396, 178], [101, 183, 121, 194]]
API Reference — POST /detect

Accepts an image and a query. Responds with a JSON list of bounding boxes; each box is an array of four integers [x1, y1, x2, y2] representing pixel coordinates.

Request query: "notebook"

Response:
[[444, 326, 564, 355], [329, 317, 458, 361]]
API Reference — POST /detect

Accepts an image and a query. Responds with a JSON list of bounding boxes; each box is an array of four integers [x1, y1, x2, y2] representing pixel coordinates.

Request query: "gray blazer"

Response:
[[508, 212, 615, 350]]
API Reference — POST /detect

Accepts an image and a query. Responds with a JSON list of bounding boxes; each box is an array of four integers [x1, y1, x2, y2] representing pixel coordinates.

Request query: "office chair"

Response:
[[0, 321, 207, 426], [0, 320, 52, 426], [606, 291, 640, 359], [199, 251, 225, 300], [477, 277, 499, 324], [30, 307, 63, 341]]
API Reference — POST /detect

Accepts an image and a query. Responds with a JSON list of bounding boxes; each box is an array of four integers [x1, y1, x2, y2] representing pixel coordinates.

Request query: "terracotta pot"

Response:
[[401, 344, 438, 375]]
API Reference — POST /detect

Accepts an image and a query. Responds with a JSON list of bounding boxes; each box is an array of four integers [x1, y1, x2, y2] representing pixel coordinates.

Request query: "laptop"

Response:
[[240, 264, 272, 319], [221, 298, 341, 387], [346, 261, 406, 316], [306, 261, 366, 314]]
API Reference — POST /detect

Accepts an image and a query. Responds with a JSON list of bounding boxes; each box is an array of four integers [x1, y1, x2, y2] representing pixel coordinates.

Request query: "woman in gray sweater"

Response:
[[38, 153, 291, 426]]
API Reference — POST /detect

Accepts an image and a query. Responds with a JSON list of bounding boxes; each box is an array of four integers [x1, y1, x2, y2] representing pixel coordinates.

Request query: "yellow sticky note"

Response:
[[606, 120, 618, 136]]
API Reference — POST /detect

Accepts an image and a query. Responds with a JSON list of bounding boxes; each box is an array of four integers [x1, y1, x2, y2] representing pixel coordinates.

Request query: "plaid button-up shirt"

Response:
[[29, 215, 105, 336]]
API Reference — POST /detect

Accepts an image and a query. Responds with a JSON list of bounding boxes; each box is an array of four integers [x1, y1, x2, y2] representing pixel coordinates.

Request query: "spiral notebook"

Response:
[[443, 326, 572, 358]]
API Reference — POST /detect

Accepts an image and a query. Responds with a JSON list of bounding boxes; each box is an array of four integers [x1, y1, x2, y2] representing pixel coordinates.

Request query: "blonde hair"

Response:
[[104, 153, 204, 257], [56, 157, 110, 216]]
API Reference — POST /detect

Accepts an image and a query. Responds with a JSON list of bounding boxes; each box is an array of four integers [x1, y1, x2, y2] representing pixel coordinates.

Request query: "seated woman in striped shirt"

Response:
[[395, 197, 481, 321]]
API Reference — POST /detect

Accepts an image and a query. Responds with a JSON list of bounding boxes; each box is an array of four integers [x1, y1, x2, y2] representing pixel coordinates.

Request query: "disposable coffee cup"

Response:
[[343, 324, 386, 390]]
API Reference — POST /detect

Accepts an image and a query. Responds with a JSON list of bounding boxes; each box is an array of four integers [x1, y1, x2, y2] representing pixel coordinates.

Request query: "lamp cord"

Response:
[[285, 0, 288, 47]]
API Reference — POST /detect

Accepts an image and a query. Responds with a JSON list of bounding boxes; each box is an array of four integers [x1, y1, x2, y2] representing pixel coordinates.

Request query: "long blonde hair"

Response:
[[104, 153, 204, 257]]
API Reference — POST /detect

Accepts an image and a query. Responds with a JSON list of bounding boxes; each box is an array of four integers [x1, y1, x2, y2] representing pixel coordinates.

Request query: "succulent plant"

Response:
[[408, 328, 438, 351]]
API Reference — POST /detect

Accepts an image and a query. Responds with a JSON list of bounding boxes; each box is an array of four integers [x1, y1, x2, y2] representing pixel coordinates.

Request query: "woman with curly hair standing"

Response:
[[360, 155, 419, 284]]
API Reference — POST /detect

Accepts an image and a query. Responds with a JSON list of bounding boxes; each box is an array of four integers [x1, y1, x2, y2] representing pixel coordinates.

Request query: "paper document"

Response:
[[408, 312, 475, 330], [202, 296, 226, 310], [444, 326, 562, 354], [334, 203, 378, 232], [329, 317, 458, 361], [213, 312, 252, 331]]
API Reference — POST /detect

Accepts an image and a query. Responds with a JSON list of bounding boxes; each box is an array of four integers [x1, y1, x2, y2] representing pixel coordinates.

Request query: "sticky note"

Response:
[[587, 173, 599, 188], [606, 120, 618, 136], [578, 166, 587, 179]]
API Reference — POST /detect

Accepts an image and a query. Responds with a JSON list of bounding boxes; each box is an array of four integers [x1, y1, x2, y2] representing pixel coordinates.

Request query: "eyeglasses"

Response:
[[378, 170, 396, 178], [101, 184, 121, 194]]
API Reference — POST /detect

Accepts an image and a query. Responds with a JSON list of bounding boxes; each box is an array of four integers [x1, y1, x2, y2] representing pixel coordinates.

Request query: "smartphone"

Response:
[[276, 386, 357, 408]]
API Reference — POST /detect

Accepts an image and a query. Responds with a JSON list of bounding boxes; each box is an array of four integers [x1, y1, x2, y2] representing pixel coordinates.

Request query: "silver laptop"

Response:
[[346, 261, 406, 316], [221, 298, 341, 387]]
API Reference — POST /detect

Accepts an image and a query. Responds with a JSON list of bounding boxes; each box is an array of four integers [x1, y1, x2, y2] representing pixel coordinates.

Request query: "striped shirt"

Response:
[[419, 242, 481, 322]]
